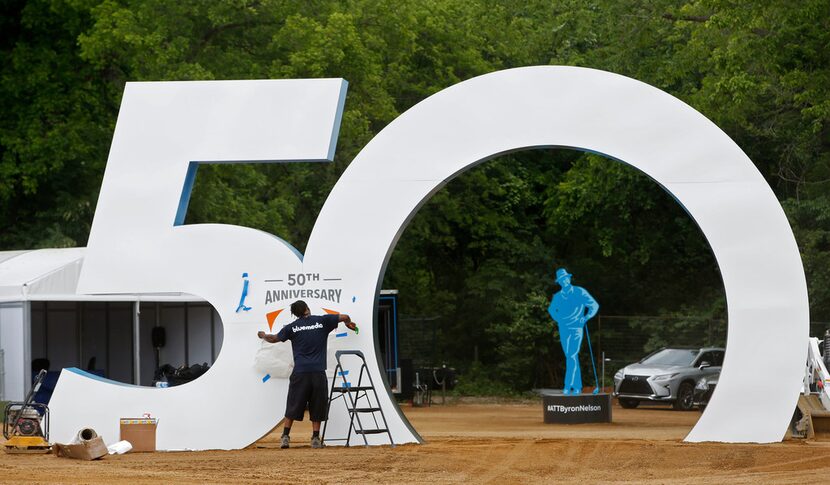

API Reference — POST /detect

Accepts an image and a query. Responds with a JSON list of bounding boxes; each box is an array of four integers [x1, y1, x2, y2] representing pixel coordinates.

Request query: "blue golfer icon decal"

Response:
[[236, 272, 252, 313], [548, 268, 599, 395]]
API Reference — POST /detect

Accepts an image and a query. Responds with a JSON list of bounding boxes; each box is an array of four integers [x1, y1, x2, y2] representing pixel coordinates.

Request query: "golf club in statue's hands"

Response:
[[584, 320, 600, 395]]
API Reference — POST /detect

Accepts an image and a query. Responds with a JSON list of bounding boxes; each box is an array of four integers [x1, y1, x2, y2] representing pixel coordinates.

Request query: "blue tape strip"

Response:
[[262, 374, 271, 383], [335, 332, 348, 338], [338, 370, 349, 376], [343, 382, 351, 388]]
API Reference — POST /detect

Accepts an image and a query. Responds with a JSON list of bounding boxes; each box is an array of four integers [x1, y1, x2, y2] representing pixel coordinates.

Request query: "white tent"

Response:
[[0, 248, 219, 401], [0, 247, 201, 302]]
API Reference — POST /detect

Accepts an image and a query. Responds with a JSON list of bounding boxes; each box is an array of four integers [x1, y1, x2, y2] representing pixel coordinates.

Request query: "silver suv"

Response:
[[612, 347, 724, 411]]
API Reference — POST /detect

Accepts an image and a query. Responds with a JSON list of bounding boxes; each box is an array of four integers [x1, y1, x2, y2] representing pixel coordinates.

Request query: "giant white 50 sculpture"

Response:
[[49, 66, 808, 448]]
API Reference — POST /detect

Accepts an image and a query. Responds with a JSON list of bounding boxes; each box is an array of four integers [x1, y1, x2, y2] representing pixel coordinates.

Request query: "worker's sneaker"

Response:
[[311, 436, 324, 449], [280, 435, 290, 449]]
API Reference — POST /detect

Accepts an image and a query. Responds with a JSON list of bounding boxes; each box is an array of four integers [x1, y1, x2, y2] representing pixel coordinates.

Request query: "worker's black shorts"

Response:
[[285, 371, 328, 422]]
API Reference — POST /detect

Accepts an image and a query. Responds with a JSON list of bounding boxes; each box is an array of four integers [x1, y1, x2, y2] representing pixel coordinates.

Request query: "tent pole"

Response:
[[23, 300, 32, 396], [133, 301, 141, 385]]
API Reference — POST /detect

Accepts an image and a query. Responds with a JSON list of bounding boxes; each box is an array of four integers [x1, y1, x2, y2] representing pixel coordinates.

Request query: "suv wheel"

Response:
[[618, 398, 639, 409], [673, 382, 695, 411]]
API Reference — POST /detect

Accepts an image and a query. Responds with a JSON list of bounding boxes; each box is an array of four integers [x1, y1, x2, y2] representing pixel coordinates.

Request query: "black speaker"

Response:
[[152, 327, 166, 348], [399, 358, 414, 400]]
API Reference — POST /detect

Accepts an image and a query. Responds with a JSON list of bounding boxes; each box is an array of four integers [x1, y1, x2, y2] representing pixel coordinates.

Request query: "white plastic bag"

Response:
[[254, 339, 294, 378], [107, 440, 133, 454]]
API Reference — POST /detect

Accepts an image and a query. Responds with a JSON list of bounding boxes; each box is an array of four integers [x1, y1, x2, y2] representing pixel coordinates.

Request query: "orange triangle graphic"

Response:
[[322, 308, 339, 315], [266, 309, 283, 331]]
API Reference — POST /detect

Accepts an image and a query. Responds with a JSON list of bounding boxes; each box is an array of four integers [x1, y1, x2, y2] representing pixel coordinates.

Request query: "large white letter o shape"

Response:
[[309, 66, 808, 443]]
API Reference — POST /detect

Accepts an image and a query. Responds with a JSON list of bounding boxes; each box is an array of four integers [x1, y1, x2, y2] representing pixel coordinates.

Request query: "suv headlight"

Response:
[[652, 373, 678, 382], [614, 369, 624, 380]]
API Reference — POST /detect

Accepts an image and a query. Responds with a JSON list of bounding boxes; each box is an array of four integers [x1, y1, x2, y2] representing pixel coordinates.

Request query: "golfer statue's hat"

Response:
[[555, 267, 572, 283]]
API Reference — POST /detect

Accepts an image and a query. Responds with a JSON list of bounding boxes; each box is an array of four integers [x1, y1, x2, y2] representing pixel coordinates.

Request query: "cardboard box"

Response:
[[120, 418, 158, 452], [53, 436, 108, 460]]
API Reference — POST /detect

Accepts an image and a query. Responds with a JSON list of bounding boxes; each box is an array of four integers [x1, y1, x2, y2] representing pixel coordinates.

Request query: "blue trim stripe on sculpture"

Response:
[[327, 80, 349, 161], [173, 162, 199, 226], [66, 367, 138, 387]]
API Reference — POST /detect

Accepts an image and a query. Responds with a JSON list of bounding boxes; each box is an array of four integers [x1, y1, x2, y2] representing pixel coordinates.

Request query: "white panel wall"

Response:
[[187, 305, 213, 365], [160, 304, 186, 368], [106, 303, 133, 383], [139, 303, 158, 386], [30, 303, 45, 359], [81, 303, 108, 372], [0, 303, 28, 401], [46, 302, 79, 371]]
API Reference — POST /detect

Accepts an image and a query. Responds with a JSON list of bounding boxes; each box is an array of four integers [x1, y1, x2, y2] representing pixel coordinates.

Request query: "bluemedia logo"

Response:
[[292, 322, 324, 333]]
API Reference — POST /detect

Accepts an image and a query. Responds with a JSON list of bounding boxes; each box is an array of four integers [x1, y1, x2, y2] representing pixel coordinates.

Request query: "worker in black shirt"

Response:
[[258, 300, 356, 449]]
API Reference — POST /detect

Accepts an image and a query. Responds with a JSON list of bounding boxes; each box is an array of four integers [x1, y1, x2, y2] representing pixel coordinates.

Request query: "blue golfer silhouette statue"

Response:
[[548, 268, 599, 395]]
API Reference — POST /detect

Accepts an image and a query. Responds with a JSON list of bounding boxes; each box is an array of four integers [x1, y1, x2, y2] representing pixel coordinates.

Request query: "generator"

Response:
[[3, 369, 51, 453]]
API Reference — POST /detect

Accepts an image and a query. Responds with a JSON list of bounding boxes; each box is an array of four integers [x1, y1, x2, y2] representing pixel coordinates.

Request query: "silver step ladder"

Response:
[[321, 350, 395, 447]]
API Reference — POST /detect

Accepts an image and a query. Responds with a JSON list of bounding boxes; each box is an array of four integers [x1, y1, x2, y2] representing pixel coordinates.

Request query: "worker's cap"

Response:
[[555, 268, 572, 283]]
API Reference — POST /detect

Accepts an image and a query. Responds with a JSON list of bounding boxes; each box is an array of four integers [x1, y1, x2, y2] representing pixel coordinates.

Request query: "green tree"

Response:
[[2, 0, 829, 393], [0, 0, 112, 248]]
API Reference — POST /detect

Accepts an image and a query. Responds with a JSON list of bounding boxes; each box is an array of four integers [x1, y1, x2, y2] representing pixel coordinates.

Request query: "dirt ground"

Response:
[[2, 399, 830, 484]]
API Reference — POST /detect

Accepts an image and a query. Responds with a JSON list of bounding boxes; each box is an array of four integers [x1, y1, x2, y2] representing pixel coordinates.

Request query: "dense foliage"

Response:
[[2, 0, 828, 390]]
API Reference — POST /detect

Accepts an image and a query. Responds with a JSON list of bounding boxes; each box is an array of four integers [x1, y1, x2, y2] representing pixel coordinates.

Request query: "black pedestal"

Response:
[[542, 393, 612, 424]]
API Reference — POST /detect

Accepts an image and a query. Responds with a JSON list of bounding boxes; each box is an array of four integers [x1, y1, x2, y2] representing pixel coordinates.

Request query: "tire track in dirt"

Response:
[[473, 439, 534, 484], [451, 438, 520, 481], [549, 439, 583, 475], [741, 452, 830, 473]]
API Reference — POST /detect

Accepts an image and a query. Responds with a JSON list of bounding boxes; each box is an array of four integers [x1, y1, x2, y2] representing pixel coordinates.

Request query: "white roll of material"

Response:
[[71, 427, 98, 444]]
